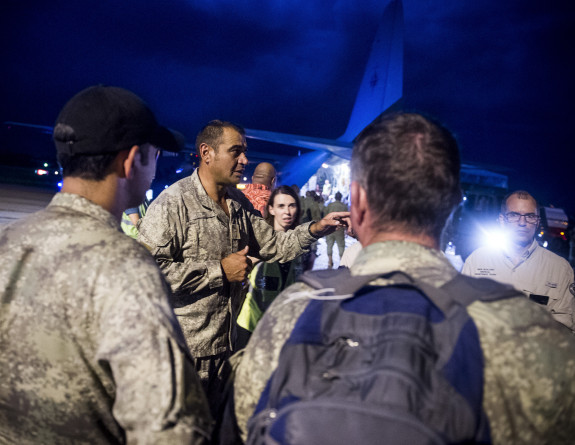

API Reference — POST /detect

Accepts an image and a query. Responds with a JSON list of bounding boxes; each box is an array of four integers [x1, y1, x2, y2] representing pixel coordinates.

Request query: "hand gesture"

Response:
[[221, 246, 252, 282], [309, 211, 351, 238]]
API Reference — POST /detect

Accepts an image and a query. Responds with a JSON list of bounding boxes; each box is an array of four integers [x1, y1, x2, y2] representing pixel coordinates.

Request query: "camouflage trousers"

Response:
[[326, 230, 345, 258], [195, 351, 233, 420]]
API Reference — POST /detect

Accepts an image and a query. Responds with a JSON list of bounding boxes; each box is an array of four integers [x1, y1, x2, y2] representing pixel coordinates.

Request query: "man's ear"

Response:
[[199, 143, 212, 164], [351, 181, 368, 234], [119, 145, 139, 179]]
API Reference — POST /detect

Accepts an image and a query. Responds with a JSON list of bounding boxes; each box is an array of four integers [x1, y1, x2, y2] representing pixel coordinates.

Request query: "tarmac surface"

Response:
[[0, 183, 56, 226]]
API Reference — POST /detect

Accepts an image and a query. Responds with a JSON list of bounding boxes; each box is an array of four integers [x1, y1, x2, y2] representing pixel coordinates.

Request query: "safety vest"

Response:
[[237, 259, 302, 332], [120, 199, 149, 239]]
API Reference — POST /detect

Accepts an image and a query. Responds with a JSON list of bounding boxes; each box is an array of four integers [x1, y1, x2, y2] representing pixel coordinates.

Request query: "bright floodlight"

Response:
[[479, 227, 508, 251]]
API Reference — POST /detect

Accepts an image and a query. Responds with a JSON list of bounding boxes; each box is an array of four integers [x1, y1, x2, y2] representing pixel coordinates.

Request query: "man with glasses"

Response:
[[463, 190, 575, 331]]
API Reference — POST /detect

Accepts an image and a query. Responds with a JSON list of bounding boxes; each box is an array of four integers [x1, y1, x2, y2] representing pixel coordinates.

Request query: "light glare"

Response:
[[479, 227, 507, 251]]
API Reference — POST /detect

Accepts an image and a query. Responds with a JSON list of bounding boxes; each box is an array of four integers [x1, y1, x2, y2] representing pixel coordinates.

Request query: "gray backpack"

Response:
[[247, 269, 519, 445]]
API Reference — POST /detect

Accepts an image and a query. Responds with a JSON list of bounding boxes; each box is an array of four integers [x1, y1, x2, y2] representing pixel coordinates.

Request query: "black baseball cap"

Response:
[[53, 85, 184, 156]]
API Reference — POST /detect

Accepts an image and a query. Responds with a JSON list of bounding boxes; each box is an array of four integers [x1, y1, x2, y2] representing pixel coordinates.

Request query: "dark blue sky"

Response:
[[1, 0, 573, 213]]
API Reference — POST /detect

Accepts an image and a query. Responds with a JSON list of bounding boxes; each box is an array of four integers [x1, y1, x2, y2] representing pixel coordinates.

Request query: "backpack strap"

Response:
[[298, 268, 411, 296], [299, 269, 457, 315], [298, 268, 521, 316], [440, 273, 520, 305]]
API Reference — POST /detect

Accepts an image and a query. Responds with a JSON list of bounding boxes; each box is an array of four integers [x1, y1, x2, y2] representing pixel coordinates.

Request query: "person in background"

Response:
[[462, 190, 575, 331], [241, 162, 276, 216], [236, 185, 304, 348], [301, 190, 315, 223], [311, 192, 325, 222], [121, 197, 150, 239], [325, 191, 349, 268], [0, 85, 211, 444]]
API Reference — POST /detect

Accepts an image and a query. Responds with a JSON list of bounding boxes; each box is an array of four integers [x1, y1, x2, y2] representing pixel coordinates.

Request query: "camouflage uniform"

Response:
[[0, 193, 211, 444], [463, 240, 575, 331], [137, 170, 316, 384], [325, 200, 348, 259], [232, 241, 575, 444]]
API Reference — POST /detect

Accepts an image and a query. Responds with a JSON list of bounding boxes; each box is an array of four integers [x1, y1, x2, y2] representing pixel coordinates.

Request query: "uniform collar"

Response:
[[49, 193, 120, 230], [190, 168, 243, 216], [190, 169, 215, 211], [350, 240, 458, 287]]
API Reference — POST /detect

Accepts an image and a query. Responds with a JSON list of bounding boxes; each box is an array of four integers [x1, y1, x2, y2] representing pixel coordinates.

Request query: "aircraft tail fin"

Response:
[[339, 0, 403, 142]]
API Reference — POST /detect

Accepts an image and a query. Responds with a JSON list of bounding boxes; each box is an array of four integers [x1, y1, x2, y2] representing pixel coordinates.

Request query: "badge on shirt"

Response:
[[570, 282, 575, 297], [545, 281, 557, 289]]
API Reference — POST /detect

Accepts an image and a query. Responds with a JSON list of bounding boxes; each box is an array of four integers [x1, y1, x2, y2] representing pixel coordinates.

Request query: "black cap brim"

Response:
[[152, 126, 185, 153]]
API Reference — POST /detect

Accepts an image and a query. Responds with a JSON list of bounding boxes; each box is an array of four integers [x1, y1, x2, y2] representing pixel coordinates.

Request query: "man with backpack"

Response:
[[227, 112, 575, 444]]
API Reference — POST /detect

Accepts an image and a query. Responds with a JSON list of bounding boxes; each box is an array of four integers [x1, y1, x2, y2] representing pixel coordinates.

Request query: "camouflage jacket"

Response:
[[325, 200, 348, 214], [138, 170, 316, 357], [0, 193, 211, 444], [232, 241, 575, 444]]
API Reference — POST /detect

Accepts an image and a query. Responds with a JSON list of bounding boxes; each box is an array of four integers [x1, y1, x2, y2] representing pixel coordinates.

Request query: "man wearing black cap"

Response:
[[0, 86, 211, 444]]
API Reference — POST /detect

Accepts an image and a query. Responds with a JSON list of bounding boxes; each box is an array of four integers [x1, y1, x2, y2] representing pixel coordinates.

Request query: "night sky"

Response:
[[1, 0, 573, 214]]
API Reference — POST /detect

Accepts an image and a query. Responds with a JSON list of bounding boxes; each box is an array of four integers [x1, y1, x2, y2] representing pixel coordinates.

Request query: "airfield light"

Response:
[[146, 189, 153, 200], [35, 169, 48, 176], [176, 168, 183, 174], [463, 196, 467, 201], [543, 241, 548, 248], [57, 182, 63, 189], [43, 163, 48, 167]]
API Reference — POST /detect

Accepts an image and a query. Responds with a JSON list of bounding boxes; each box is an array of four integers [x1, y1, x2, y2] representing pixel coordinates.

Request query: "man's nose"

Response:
[[239, 152, 248, 165]]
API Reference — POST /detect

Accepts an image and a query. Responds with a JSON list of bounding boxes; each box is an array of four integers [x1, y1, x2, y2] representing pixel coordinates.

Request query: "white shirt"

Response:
[[339, 241, 362, 268], [462, 239, 575, 331]]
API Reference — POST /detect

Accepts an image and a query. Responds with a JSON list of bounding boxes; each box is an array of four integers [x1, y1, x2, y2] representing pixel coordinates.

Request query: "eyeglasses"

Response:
[[504, 212, 540, 224]]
